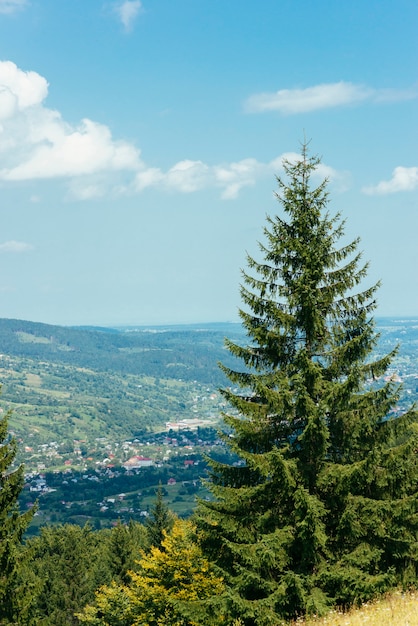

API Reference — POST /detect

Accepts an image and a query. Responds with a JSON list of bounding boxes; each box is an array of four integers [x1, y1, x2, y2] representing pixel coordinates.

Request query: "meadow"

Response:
[[294, 590, 418, 626]]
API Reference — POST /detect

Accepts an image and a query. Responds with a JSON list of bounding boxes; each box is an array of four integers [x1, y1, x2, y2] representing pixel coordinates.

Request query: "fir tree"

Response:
[[197, 144, 418, 624], [106, 520, 148, 584], [145, 483, 174, 549], [26, 523, 106, 625], [0, 408, 36, 624]]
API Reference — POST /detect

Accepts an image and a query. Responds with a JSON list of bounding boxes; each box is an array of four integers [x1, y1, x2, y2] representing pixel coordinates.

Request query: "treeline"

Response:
[[3, 474, 214, 625]]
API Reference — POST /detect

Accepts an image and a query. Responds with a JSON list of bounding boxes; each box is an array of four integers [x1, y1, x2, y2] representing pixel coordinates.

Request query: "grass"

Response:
[[293, 590, 418, 626]]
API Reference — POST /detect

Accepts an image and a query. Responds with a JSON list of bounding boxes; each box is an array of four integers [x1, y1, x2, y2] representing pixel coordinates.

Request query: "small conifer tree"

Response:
[[106, 520, 148, 584], [0, 408, 36, 623], [197, 144, 418, 624], [145, 483, 174, 549]]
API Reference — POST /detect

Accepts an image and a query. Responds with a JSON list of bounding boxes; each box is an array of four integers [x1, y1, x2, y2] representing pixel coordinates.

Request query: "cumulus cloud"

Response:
[[363, 166, 418, 195], [2, 118, 141, 180], [245, 81, 417, 114], [0, 60, 344, 201], [0, 240, 33, 253], [135, 157, 261, 198], [113, 0, 142, 31], [134, 152, 342, 200], [0, 61, 142, 182], [0, 0, 28, 14], [0, 60, 47, 117]]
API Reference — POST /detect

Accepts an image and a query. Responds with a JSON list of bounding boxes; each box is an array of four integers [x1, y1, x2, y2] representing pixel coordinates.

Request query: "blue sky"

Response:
[[0, 0, 416, 326]]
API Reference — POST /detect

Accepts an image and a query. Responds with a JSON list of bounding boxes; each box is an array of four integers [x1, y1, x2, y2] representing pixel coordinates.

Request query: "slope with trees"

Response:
[[0, 405, 36, 624], [197, 145, 418, 624], [0, 318, 243, 385], [78, 519, 227, 626]]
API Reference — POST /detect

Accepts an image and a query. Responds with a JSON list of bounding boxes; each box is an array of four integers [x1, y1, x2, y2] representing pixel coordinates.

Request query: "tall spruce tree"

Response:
[[197, 145, 418, 625], [0, 408, 36, 624]]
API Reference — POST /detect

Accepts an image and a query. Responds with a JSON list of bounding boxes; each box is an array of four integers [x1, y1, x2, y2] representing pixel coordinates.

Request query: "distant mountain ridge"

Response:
[[1, 317, 417, 383], [0, 318, 244, 384]]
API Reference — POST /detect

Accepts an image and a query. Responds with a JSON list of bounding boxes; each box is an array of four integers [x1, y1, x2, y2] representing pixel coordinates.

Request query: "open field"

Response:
[[293, 590, 418, 626]]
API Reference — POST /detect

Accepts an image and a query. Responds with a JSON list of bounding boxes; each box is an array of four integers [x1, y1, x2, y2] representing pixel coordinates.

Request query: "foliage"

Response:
[[0, 407, 36, 624], [146, 483, 175, 548], [24, 523, 111, 625], [105, 520, 148, 585], [78, 519, 227, 625], [196, 145, 418, 624]]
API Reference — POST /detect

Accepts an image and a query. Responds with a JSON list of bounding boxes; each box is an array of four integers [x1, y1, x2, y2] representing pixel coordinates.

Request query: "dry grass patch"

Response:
[[292, 591, 418, 626]]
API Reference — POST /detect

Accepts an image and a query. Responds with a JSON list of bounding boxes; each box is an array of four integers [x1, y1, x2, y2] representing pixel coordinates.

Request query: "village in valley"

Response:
[[19, 421, 230, 532], [4, 317, 418, 534]]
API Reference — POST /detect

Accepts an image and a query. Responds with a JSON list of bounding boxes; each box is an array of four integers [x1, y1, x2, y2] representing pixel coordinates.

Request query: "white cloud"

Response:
[[215, 158, 263, 199], [363, 166, 418, 195], [2, 118, 141, 180], [166, 160, 211, 193], [113, 0, 142, 32], [0, 61, 142, 181], [0, 240, 33, 253], [135, 167, 164, 192], [67, 179, 109, 200], [133, 152, 342, 199], [0, 0, 28, 14], [134, 158, 259, 197], [245, 81, 417, 114], [0, 60, 47, 118], [0, 61, 345, 201]]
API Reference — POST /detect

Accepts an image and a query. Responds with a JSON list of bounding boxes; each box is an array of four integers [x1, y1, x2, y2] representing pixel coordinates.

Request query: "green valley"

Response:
[[0, 317, 417, 534], [0, 319, 244, 465]]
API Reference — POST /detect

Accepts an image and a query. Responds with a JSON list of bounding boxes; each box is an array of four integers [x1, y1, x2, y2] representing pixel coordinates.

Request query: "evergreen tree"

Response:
[[26, 523, 107, 625], [0, 408, 36, 624], [106, 520, 148, 584], [196, 145, 418, 624], [145, 483, 174, 549]]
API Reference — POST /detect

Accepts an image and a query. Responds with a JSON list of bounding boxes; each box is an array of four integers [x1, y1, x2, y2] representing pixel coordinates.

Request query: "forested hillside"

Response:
[[0, 320, 244, 457], [0, 318, 243, 383]]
